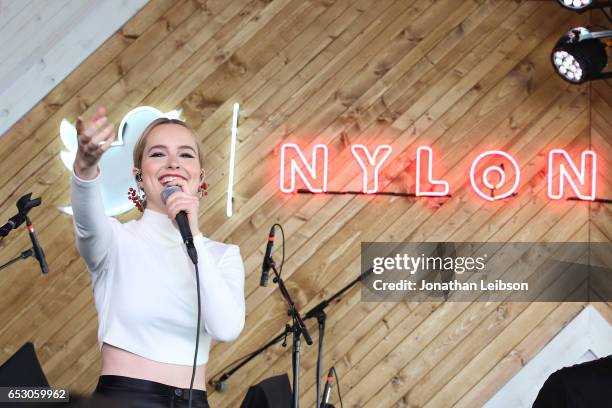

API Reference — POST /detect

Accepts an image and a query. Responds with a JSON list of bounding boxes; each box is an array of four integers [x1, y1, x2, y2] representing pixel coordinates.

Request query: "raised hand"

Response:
[[73, 107, 115, 180]]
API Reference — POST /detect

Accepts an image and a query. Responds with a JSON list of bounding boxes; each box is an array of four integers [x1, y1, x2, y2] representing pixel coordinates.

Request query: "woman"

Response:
[[71, 107, 245, 408]]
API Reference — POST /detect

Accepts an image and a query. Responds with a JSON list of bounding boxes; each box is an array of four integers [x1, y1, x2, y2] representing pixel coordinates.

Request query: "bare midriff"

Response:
[[100, 343, 206, 390]]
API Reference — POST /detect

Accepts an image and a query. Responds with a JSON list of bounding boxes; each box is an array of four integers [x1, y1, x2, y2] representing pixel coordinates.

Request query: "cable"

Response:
[[316, 321, 325, 408], [267, 223, 285, 277], [273, 223, 285, 278], [188, 261, 201, 408], [210, 335, 286, 386], [331, 367, 343, 408]]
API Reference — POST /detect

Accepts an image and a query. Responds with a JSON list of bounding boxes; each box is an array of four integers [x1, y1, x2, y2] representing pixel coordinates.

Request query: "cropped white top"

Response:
[[71, 172, 245, 365]]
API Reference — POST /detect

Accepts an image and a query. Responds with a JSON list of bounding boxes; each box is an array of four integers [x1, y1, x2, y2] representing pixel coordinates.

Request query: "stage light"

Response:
[[557, 0, 612, 11], [558, 0, 593, 10], [551, 27, 612, 83]]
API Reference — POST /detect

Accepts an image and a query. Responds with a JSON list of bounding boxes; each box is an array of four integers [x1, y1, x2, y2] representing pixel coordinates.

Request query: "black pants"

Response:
[[92, 375, 210, 408]]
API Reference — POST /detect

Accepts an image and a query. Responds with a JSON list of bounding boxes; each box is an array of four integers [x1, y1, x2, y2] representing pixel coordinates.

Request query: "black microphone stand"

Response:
[[209, 268, 374, 405], [303, 272, 367, 408], [0, 248, 36, 272], [315, 310, 325, 408], [0, 194, 43, 273], [268, 256, 313, 408]]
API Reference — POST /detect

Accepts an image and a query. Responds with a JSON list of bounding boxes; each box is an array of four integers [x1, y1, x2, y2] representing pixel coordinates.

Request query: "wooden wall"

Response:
[[0, 1, 610, 407]]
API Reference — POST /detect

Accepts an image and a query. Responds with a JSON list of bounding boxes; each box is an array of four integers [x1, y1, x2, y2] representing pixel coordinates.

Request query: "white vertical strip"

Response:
[[226, 103, 239, 218]]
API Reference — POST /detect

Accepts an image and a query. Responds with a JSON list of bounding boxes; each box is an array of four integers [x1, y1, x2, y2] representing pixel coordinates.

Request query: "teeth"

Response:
[[160, 177, 178, 184]]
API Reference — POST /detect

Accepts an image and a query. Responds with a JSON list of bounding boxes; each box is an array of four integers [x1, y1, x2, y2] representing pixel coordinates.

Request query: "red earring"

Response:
[[199, 181, 209, 196], [128, 187, 145, 212]]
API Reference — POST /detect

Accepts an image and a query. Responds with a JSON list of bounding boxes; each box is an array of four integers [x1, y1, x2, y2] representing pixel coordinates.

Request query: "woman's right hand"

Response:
[[74, 107, 115, 180]]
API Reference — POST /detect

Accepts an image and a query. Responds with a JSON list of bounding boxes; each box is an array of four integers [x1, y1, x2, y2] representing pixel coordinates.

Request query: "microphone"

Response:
[[260, 225, 275, 287], [208, 375, 228, 393], [25, 217, 48, 274], [161, 186, 198, 264], [320, 368, 334, 408], [214, 379, 226, 393], [0, 212, 25, 238], [0, 192, 40, 238]]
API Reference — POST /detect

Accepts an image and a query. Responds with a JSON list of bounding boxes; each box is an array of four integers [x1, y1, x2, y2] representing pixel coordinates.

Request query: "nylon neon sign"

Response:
[[279, 144, 599, 201]]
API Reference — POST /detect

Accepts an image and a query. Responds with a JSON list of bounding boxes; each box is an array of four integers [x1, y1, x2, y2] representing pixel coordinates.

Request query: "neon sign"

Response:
[[547, 149, 597, 201], [280, 143, 328, 193], [279, 144, 600, 201], [469, 150, 520, 202], [351, 144, 392, 194], [416, 146, 450, 197]]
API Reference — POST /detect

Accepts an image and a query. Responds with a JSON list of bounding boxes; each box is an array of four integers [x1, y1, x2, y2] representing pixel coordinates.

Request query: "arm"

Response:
[[70, 107, 117, 276], [71, 170, 117, 276], [194, 237, 245, 342]]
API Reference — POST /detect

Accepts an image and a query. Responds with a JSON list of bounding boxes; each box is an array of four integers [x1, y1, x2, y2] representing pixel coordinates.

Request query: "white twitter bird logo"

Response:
[[60, 106, 182, 216]]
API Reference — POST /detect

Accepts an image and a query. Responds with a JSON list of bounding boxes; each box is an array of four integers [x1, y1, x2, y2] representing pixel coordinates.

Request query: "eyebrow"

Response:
[[147, 145, 197, 154]]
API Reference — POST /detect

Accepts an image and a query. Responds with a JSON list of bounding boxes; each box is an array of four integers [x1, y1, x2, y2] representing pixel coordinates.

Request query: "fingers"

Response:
[[74, 107, 115, 167], [91, 106, 106, 123], [76, 107, 107, 137], [76, 116, 91, 144], [165, 193, 198, 219], [76, 116, 84, 134], [91, 122, 115, 146], [88, 115, 108, 136]]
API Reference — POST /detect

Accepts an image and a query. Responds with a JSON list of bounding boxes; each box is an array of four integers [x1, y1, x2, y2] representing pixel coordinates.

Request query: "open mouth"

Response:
[[158, 174, 187, 186]]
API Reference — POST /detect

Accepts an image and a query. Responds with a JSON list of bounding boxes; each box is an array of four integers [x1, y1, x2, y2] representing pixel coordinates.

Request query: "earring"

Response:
[[198, 181, 209, 197], [128, 186, 146, 212], [135, 170, 143, 182]]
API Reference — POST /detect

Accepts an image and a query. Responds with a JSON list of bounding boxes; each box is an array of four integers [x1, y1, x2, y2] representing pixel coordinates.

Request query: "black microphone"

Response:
[[260, 225, 275, 287], [161, 186, 198, 264], [320, 367, 334, 408], [214, 379, 226, 393], [1, 193, 42, 238], [0, 212, 25, 238], [25, 217, 48, 274]]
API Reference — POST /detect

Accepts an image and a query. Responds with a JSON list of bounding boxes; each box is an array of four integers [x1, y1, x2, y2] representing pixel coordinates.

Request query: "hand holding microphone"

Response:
[[162, 179, 201, 236], [162, 185, 200, 265]]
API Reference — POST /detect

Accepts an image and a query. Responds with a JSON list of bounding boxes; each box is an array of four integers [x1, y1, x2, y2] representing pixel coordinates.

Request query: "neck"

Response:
[[146, 202, 166, 214]]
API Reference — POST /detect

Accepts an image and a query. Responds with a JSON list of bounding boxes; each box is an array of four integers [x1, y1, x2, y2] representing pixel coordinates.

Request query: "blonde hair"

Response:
[[132, 118, 204, 170]]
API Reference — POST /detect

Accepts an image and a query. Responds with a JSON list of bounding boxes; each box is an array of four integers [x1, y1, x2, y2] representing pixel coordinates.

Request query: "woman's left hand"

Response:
[[163, 180, 200, 236]]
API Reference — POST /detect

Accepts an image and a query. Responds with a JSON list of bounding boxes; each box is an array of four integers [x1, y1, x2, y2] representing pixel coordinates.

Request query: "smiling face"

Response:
[[133, 122, 204, 213]]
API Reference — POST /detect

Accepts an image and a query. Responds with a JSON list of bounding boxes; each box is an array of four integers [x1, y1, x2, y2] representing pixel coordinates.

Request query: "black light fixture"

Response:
[[557, 0, 612, 11], [554, 0, 612, 83], [551, 27, 612, 83]]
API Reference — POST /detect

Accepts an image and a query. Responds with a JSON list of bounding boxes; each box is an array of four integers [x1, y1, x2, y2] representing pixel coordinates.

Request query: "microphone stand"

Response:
[[268, 257, 313, 408], [209, 268, 374, 405], [303, 273, 366, 408], [315, 310, 325, 408], [0, 193, 43, 273], [0, 249, 35, 272]]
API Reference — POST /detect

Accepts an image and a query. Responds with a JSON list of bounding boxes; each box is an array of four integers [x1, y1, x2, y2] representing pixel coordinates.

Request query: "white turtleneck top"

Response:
[[71, 172, 245, 365]]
